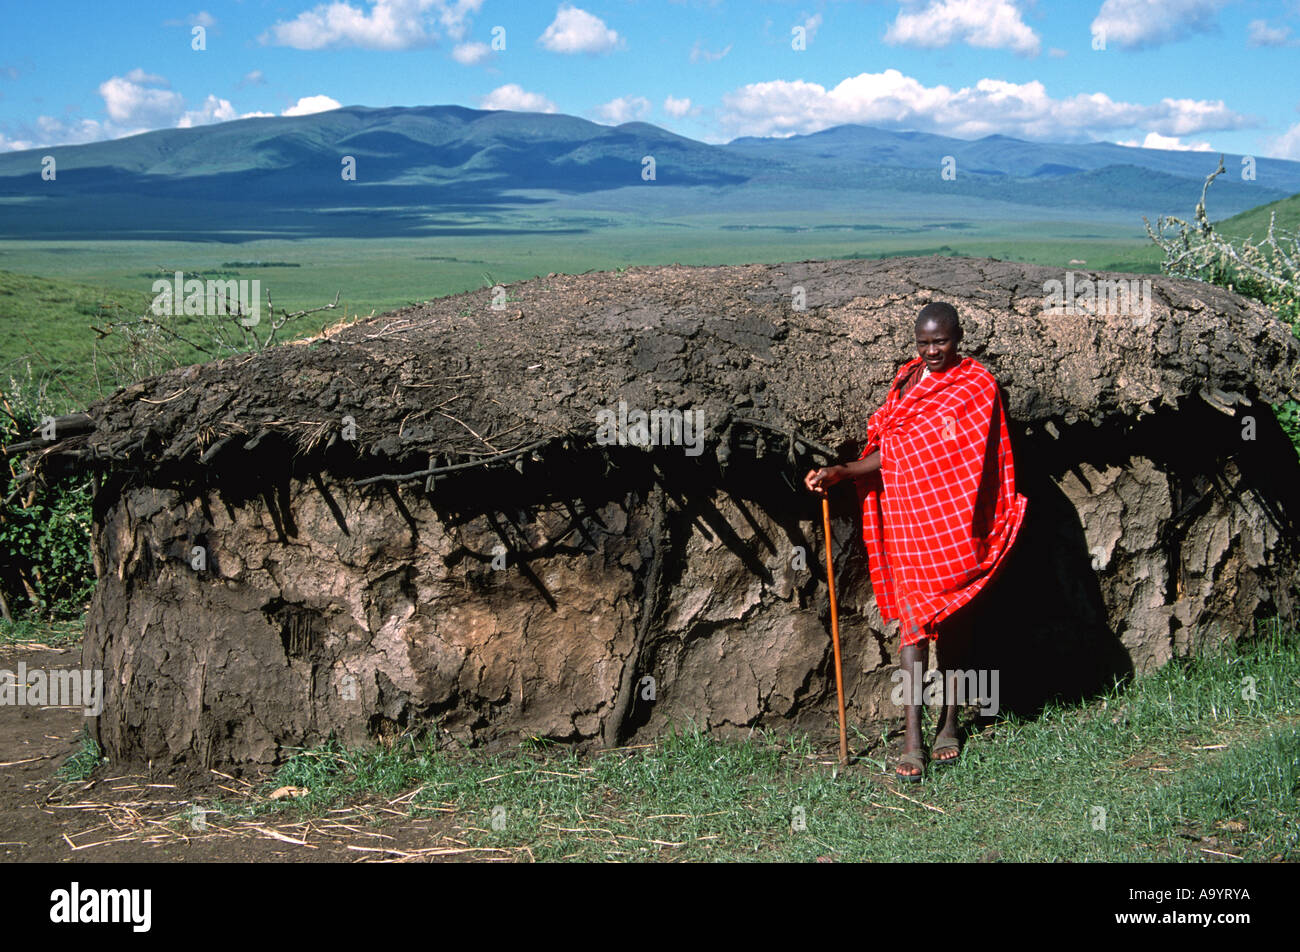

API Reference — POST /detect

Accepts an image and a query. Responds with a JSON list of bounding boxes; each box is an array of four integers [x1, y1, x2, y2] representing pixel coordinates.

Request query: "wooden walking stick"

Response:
[[822, 494, 850, 766]]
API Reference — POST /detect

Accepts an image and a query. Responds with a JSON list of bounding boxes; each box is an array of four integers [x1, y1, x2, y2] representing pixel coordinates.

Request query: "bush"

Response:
[[1146, 157, 1300, 456], [0, 367, 95, 620]]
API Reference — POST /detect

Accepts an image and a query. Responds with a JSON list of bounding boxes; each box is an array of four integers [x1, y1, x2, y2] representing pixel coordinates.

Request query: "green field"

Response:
[[0, 207, 1165, 400]]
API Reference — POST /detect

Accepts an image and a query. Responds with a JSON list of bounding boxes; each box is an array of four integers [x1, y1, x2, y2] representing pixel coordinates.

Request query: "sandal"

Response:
[[930, 734, 961, 767], [895, 749, 926, 783]]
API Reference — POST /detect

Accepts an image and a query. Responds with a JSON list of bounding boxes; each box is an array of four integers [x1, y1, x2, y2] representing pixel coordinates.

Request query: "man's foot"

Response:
[[930, 733, 960, 766], [895, 748, 926, 783]]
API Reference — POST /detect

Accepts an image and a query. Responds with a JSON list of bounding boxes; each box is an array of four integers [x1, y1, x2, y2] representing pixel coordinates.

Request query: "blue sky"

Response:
[[2, 0, 1299, 157]]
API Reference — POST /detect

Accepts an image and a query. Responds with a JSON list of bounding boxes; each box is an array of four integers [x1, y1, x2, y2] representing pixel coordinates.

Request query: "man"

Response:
[[804, 302, 1027, 781]]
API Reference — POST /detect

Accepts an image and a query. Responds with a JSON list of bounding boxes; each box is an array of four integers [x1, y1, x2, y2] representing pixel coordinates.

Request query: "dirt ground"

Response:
[[0, 643, 523, 863]]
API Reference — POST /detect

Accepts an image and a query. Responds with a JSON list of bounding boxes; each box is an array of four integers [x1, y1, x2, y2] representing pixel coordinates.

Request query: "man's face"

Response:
[[915, 319, 960, 373]]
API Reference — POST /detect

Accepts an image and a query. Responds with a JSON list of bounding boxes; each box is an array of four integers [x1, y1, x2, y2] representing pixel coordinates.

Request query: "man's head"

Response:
[[914, 302, 962, 373]]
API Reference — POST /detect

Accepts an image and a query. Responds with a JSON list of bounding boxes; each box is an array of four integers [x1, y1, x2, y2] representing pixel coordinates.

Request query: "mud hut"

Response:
[[19, 256, 1300, 770]]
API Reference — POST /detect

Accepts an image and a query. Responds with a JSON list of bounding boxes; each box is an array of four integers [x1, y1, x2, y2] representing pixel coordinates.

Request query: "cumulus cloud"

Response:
[[718, 69, 1252, 142], [1266, 122, 1300, 160], [593, 95, 652, 124], [0, 131, 35, 151], [282, 94, 342, 116], [1090, 0, 1231, 50], [177, 95, 239, 127], [539, 4, 624, 54], [436, 0, 484, 42], [1115, 131, 1214, 150], [262, 0, 484, 51], [663, 95, 693, 118], [452, 41, 492, 64], [124, 68, 169, 86], [478, 83, 558, 113], [0, 70, 336, 152], [690, 39, 731, 62], [884, 0, 1040, 56], [1247, 19, 1295, 46], [98, 73, 185, 126]]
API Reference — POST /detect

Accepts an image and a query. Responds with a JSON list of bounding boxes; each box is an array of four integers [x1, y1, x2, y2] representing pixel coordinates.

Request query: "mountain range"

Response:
[[0, 104, 1293, 241]]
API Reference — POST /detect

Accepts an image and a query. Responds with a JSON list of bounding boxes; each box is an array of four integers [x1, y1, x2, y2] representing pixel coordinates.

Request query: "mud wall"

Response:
[[84, 399, 1300, 770]]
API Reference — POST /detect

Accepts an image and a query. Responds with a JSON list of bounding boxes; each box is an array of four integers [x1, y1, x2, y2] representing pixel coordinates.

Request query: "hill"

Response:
[[0, 105, 1295, 240], [1216, 191, 1300, 239]]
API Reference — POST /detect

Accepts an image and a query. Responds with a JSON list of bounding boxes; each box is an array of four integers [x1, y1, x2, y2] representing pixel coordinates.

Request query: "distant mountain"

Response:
[[723, 124, 1300, 191], [0, 104, 1294, 241]]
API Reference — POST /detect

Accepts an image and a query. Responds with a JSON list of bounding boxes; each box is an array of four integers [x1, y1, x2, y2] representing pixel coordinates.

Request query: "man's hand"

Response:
[[804, 466, 842, 496]]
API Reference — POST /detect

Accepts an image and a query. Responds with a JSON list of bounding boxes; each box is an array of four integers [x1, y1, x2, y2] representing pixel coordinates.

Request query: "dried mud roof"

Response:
[[21, 255, 1300, 483]]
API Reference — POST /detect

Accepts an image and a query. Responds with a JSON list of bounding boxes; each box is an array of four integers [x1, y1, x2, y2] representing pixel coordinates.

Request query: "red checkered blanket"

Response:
[[854, 356, 1028, 645]]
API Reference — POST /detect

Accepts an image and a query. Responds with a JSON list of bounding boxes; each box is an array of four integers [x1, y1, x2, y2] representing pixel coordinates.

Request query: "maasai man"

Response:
[[804, 302, 1027, 781]]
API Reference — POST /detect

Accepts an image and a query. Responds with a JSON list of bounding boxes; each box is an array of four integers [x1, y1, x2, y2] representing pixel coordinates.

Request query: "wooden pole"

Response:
[[822, 495, 849, 766]]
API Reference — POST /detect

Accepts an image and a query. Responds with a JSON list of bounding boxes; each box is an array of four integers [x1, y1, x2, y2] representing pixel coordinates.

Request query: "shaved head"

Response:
[[915, 302, 962, 341]]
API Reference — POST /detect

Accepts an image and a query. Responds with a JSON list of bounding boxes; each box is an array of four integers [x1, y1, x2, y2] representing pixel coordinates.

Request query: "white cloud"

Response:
[[241, 69, 267, 87], [1115, 131, 1214, 150], [479, 83, 558, 113], [124, 68, 169, 86], [452, 41, 492, 64], [261, 0, 482, 51], [1266, 122, 1300, 160], [690, 39, 731, 62], [282, 95, 343, 116], [884, 0, 1040, 56], [0, 69, 343, 151], [1247, 18, 1295, 46], [98, 73, 185, 126], [0, 132, 35, 151], [663, 95, 693, 118], [178, 95, 238, 127], [539, 4, 624, 54], [593, 95, 652, 124], [718, 69, 1251, 142], [1090, 0, 1232, 50], [436, 0, 484, 42]]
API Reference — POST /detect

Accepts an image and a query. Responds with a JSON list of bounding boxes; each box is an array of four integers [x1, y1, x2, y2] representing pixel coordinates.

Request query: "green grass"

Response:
[[0, 219, 1162, 398], [56, 731, 104, 783], [1217, 192, 1300, 241], [0, 269, 154, 405], [181, 622, 1300, 862], [0, 616, 84, 647]]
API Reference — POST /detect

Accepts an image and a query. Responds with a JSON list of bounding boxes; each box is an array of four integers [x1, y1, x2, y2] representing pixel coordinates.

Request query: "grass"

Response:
[[0, 220, 1163, 398], [56, 731, 104, 783], [0, 616, 84, 647], [175, 621, 1300, 862]]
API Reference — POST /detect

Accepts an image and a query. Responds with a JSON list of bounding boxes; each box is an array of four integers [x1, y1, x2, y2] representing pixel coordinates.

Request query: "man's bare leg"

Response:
[[933, 669, 961, 762], [933, 612, 973, 762], [898, 640, 927, 778]]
